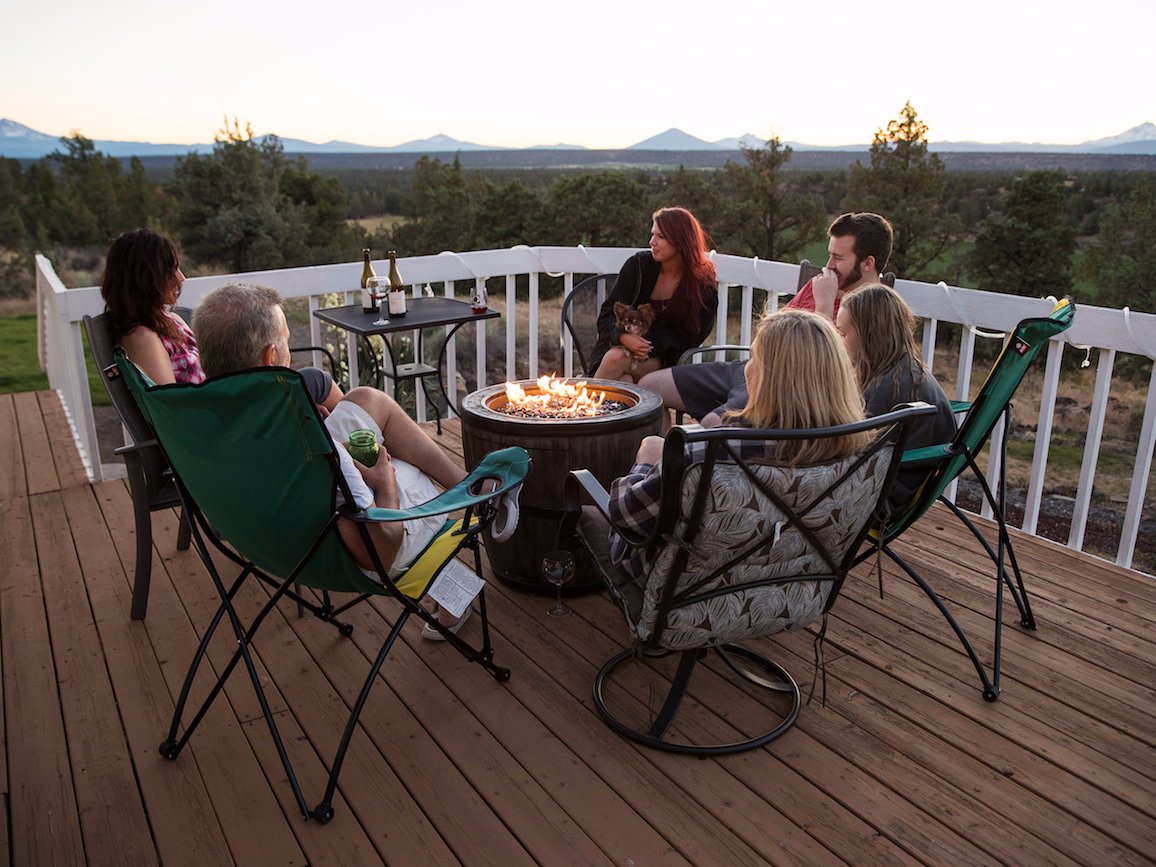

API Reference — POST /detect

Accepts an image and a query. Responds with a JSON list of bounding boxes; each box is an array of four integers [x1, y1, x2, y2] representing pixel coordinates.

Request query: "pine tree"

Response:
[[844, 102, 961, 279], [1078, 178, 1156, 312], [719, 137, 824, 262], [967, 170, 1076, 296]]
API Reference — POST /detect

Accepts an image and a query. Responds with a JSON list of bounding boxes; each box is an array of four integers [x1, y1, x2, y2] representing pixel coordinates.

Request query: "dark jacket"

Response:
[[588, 251, 718, 373]]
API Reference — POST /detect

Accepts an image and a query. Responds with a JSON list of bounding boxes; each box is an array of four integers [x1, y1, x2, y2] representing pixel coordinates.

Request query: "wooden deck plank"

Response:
[[0, 494, 86, 865], [33, 488, 158, 866], [3, 409, 1155, 866], [486, 578, 907, 866], [551, 592, 1002, 867], [840, 559, 1156, 783], [38, 390, 90, 489], [13, 391, 62, 495], [87, 479, 304, 866], [827, 601, 1156, 856], [79, 481, 260, 865], [0, 394, 23, 503]]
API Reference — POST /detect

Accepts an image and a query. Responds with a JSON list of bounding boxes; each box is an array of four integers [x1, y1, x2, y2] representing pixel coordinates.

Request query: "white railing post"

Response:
[[1117, 362, 1156, 568], [1023, 338, 1066, 534], [1069, 349, 1116, 550]]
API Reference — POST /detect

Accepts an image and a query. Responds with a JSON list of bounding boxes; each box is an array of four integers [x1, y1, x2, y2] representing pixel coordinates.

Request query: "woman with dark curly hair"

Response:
[[101, 228, 342, 411], [100, 228, 204, 385], [589, 207, 718, 382]]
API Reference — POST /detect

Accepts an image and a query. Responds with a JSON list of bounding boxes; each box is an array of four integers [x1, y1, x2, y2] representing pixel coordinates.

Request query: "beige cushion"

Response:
[[635, 448, 891, 650]]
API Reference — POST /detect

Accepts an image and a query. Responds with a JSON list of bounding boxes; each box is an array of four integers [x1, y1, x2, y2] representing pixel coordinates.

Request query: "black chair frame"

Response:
[[562, 403, 935, 755]]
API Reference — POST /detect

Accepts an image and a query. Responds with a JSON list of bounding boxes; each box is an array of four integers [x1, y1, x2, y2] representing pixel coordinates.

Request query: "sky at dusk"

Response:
[[2, 0, 1151, 150]]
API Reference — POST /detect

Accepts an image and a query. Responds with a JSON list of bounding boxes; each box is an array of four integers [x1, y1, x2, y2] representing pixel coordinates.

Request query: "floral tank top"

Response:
[[160, 313, 206, 384]]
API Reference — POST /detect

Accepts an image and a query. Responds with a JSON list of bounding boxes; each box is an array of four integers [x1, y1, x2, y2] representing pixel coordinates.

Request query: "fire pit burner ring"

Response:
[[460, 378, 664, 592]]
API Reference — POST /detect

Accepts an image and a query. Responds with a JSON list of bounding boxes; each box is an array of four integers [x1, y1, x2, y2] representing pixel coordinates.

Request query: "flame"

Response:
[[503, 375, 608, 417]]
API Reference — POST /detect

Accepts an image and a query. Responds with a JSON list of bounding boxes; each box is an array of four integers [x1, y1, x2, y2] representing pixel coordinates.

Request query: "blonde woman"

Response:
[[608, 309, 872, 580], [836, 283, 956, 507]]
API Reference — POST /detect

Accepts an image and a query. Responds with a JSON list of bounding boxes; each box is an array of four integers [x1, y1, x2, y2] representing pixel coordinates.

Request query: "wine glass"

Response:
[[541, 549, 576, 617], [368, 277, 390, 326]]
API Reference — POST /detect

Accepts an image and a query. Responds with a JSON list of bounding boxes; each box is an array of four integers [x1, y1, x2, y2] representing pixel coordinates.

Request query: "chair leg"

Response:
[[883, 544, 1001, 701], [129, 493, 153, 622], [312, 609, 410, 824], [593, 645, 801, 755], [176, 507, 192, 551]]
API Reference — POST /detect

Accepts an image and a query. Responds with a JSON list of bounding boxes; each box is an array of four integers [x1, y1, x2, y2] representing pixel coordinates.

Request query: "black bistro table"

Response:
[[313, 297, 500, 433]]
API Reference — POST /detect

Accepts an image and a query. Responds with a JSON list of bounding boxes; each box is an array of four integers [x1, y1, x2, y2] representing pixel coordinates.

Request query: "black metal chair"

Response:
[[82, 313, 191, 620], [559, 272, 618, 375], [561, 404, 934, 755]]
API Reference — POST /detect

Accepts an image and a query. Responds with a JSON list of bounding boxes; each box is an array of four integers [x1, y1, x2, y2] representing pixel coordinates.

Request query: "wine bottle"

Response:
[[360, 248, 376, 313], [387, 250, 407, 316]]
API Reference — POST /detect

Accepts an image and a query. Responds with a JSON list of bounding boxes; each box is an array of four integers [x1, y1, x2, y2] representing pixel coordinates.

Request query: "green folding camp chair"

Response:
[[114, 350, 530, 823], [856, 297, 1075, 701]]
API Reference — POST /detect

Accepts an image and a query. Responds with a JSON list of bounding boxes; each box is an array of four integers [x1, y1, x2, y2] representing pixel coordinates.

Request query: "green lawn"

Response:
[[0, 314, 109, 403]]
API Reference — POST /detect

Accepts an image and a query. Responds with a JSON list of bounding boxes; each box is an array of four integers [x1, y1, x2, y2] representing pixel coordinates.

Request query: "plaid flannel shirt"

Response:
[[607, 437, 776, 582]]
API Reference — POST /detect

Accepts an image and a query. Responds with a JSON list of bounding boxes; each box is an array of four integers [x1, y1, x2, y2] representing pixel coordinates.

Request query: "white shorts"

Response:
[[325, 400, 446, 579]]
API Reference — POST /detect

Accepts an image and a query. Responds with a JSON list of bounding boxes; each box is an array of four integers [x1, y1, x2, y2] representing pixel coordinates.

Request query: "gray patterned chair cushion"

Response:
[[633, 448, 892, 650]]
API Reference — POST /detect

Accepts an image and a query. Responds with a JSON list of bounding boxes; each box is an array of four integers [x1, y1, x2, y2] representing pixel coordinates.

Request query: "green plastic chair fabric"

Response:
[[856, 296, 1076, 701], [561, 403, 936, 756], [114, 350, 530, 823]]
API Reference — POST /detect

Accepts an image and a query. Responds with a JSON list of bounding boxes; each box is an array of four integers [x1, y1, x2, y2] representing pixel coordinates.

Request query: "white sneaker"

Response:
[[420, 605, 472, 641]]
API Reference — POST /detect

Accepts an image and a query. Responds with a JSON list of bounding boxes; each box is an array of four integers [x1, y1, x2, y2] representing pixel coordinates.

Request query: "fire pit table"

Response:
[[460, 377, 664, 592]]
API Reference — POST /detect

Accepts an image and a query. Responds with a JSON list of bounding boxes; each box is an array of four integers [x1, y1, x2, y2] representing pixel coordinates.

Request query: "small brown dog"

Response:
[[613, 301, 655, 369]]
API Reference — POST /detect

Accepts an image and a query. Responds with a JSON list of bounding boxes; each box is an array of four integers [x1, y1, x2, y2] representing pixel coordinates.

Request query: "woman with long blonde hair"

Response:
[[732, 309, 873, 465], [608, 309, 870, 580]]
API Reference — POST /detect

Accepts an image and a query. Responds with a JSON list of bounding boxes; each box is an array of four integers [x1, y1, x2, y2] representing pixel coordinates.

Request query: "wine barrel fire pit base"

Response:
[[460, 378, 664, 592]]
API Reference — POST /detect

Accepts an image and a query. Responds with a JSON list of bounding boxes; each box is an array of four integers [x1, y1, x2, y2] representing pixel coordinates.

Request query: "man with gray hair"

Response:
[[194, 282, 472, 638]]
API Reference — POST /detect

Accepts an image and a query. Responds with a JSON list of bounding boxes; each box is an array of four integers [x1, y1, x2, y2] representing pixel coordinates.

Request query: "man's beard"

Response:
[[838, 258, 864, 291]]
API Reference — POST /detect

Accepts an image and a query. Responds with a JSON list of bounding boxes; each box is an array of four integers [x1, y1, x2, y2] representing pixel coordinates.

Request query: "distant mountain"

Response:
[[627, 128, 716, 150], [527, 143, 588, 150], [389, 133, 500, 152], [710, 133, 765, 150], [0, 119, 56, 149], [929, 123, 1156, 155], [1081, 122, 1156, 149], [3, 118, 1155, 159]]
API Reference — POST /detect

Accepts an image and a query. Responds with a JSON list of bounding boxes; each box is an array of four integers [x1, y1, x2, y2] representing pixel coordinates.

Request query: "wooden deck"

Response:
[[2, 389, 1154, 866]]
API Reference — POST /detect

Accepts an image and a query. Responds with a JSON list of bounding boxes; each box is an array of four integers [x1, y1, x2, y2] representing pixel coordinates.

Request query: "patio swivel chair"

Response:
[[115, 350, 530, 823], [854, 296, 1076, 701], [82, 313, 191, 620], [559, 272, 618, 375], [560, 403, 935, 755]]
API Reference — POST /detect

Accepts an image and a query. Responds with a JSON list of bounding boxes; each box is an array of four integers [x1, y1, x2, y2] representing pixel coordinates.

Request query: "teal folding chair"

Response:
[[114, 350, 530, 823], [856, 297, 1076, 701]]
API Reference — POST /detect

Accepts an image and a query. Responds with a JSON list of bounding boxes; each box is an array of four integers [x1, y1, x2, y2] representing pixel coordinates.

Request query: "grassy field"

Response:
[[0, 314, 109, 404], [0, 315, 48, 394]]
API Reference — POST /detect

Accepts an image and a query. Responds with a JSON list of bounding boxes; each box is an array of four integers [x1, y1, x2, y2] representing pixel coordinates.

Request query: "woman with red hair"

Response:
[[589, 207, 718, 382]]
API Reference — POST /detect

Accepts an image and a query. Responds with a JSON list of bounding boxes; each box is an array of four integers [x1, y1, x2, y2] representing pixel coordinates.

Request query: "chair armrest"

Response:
[[346, 446, 530, 523], [113, 437, 162, 456], [565, 469, 610, 517], [677, 344, 751, 366], [900, 442, 955, 467], [557, 469, 611, 550]]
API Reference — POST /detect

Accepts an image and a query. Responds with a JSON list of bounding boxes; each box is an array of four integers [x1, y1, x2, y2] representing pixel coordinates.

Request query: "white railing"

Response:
[[35, 246, 1156, 573]]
